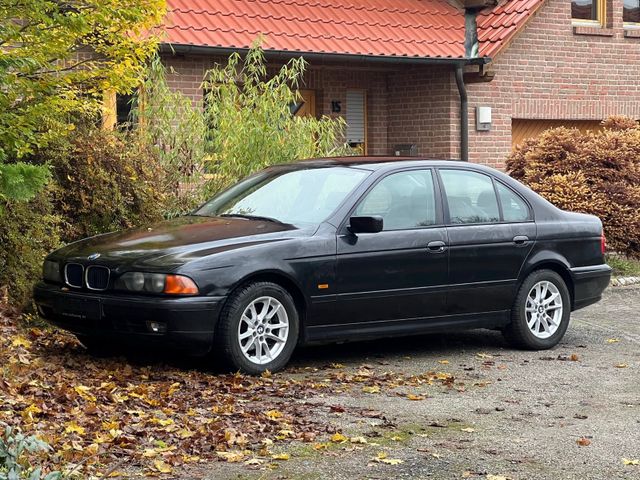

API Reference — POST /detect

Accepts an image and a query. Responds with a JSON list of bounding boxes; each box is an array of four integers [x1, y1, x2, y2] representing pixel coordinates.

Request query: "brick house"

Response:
[[139, 0, 640, 169]]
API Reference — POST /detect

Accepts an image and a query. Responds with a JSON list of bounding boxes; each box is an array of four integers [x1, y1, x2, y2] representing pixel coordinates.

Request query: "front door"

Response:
[[333, 169, 449, 327], [438, 168, 536, 314]]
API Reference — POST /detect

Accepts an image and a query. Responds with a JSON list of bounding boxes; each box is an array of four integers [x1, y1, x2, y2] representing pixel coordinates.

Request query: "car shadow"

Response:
[[288, 328, 508, 369], [39, 328, 509, 375]]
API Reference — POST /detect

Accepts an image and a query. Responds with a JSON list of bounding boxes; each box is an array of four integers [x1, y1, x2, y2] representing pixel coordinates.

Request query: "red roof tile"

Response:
[[478, 0, 546, 57], [163, 0, 546, 61]]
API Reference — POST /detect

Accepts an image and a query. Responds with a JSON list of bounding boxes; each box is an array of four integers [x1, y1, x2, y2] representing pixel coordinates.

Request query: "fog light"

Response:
[[147, 321, 166, 333]]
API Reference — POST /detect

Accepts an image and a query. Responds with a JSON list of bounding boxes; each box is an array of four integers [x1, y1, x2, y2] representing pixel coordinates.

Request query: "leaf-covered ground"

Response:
[[0, 311, 462, 478]]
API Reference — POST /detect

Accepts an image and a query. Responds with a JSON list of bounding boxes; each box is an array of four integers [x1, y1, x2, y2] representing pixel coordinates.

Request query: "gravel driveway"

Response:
[[194, 286, 640, 480]]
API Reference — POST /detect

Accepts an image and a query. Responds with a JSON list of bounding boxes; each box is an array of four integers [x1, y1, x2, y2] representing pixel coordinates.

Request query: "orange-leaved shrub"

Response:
[[506, 116, 640, 259]]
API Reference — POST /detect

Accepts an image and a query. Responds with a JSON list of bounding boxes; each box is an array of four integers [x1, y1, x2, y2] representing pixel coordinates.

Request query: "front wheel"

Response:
[[215, 282, 299, 374], [504, 269, 571, 350]]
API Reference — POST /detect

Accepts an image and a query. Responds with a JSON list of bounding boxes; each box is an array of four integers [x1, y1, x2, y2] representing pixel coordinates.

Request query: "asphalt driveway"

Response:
[[191, 285, 640, 480]]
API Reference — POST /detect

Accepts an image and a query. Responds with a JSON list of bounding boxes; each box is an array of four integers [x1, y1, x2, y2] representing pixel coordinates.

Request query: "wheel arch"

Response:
[[520, 258, 575, 309], [227, 270, 308, 331]]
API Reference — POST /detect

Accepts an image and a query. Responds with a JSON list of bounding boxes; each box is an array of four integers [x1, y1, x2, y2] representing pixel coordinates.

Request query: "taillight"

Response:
[[601, 233, 607, 254]]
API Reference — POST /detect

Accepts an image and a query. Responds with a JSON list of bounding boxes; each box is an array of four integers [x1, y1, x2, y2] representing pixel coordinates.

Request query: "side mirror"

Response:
[[349, 216, 383, 234]]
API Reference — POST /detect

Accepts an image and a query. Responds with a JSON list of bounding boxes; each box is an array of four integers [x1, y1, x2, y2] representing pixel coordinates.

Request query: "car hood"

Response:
[[52, 215, 311, 270]]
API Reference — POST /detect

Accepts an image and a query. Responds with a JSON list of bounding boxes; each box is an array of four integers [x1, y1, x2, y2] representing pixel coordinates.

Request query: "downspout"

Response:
[[456, 8, 480, 162], [455, 66, 468, 162]]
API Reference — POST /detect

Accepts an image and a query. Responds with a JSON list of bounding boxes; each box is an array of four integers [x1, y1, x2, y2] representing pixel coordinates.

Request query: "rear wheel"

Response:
[[215, 282, 299, 374], [504, 269, 571, 350]]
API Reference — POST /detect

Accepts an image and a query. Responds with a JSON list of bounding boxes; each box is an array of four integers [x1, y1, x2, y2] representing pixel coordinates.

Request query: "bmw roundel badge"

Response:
[[87, 253, 101, 261]]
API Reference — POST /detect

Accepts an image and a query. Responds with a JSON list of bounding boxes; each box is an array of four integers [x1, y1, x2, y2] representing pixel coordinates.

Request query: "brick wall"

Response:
[[387, 66, 459, 160], [465, 0, 640, 168]]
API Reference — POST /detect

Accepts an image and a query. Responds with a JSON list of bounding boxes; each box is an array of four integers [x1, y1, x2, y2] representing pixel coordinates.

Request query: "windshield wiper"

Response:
[[219, 213, 282, 223]]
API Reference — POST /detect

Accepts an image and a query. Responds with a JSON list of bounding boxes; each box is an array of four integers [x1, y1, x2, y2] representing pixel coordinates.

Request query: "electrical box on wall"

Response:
[[476, 106, 492, 131]]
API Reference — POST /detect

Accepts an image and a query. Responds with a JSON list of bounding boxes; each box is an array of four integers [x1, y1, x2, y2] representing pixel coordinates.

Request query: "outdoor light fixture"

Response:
[[476, 106, 492, 131]]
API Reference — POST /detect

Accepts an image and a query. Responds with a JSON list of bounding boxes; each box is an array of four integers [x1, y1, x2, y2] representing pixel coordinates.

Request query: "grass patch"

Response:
[[607, 255, 640, 277]]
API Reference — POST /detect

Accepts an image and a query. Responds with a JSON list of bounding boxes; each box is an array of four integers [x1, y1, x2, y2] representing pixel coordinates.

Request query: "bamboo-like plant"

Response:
[[201, 43, 350, 196]]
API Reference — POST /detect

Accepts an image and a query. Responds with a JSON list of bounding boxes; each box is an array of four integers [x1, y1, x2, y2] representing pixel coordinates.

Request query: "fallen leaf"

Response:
[[615, 363, 628, 368], [461, 427, 475, 433], [350, 436, 368, 444], [153, 460, 172, 473], [570, 354, 579, 362], [487, 476, 509, 480], [265, 409, 283, 420], [438, 360, 449, 365], [576, 437, 591, 447], [362, 385, 380, 394], [623, 458, 640, 465], [407, 394, 425, 401], [271, 453, 290, 461], [11, 336, 31, 348], [64, 422, 86, 436], [216, 451, 245, 462], [74, 385, 97, 402], [372, 452, 403, 465], [606, 338, 620, 343], [330, 433, 348, 443]]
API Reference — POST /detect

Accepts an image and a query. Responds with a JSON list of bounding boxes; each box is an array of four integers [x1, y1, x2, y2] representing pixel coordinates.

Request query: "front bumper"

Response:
[[570, 264, 612, 310], [33, 282, 225, 355]]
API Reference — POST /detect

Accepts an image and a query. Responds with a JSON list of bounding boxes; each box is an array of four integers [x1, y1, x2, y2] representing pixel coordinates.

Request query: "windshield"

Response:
[[194, 166, 370, 226]]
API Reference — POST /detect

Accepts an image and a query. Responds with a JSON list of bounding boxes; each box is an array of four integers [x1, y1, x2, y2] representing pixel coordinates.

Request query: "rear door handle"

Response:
[[427, 241, 447, 253], [513, 235, 530, 246]]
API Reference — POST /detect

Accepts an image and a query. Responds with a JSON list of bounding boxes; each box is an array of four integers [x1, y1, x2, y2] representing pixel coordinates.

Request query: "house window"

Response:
[[571, 0, 605, 25], [624, 0, 640, 24], [116, 94, 135, 125], [346, 90, 367, 153]]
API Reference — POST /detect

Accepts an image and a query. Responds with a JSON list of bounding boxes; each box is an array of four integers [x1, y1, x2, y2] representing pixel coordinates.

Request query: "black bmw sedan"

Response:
[[34, 158, 611, 374]]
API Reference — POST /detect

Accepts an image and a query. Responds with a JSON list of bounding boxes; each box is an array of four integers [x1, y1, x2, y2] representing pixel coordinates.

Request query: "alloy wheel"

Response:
[[525, 280, 563, 339], [237, 296, 289, 365]]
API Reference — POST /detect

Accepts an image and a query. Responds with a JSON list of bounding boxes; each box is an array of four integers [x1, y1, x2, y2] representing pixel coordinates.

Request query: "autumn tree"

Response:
[[0, 0, 166, 202]]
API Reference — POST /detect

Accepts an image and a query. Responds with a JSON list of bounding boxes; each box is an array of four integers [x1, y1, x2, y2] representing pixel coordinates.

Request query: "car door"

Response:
[[333, 168, 449, 328], [438, 168, 536, 314]]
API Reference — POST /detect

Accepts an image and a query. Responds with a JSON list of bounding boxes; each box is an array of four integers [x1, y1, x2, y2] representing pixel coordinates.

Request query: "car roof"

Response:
[[281, 156, 498, 173]]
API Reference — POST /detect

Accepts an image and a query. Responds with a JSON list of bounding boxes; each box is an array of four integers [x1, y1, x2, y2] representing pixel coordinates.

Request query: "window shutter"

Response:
[[346, 90, 366, 145]]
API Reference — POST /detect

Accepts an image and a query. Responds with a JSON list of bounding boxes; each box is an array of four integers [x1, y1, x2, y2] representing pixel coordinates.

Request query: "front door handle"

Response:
[[513, 235, 530, 246], [427, 240, 447, 253]]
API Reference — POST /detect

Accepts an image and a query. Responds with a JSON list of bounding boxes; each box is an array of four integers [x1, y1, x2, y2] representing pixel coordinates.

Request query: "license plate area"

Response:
[[57, 296, 101, 321]]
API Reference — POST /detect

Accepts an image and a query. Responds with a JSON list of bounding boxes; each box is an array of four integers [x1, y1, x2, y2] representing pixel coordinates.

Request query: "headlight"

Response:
[[115, 273, 198, 295], [43, 260, 61, 283]]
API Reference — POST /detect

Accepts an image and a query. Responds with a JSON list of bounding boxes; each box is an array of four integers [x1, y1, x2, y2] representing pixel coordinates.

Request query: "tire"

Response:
[[76, 335, 118, 357], [215, 282, 299, 374], [503, 269, 571, 350]]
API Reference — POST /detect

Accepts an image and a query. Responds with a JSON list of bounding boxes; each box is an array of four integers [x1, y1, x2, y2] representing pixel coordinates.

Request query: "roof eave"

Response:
[[159, 43, 491, 67]]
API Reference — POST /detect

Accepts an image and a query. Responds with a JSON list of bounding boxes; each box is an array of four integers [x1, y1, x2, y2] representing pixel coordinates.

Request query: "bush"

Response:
[[201, 43, 350, 195], [0, 191, 60, 309], [131, 56, 208, 216], [0, 423, 61, 479], [507, 116, 640, 259], [41, 128, 168, 243]]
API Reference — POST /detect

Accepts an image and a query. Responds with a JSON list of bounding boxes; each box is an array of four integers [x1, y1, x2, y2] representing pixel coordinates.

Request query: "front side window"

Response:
[[572, 0, 603, 24], [439, 169, 500, 225], [355, 170, 437, 230], [195, 166, 369, 226], [625, 0, 640, 23], [496, 183, 531, 223]]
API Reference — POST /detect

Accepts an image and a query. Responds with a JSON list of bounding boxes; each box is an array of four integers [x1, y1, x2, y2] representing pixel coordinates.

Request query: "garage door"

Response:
[[512, 119, 603, 148]]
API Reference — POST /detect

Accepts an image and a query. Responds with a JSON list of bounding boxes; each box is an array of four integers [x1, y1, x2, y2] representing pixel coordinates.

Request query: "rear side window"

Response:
[[439, 169, 500, 224], [496, 182, 531, 222], [355, 169, 437, 230]]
